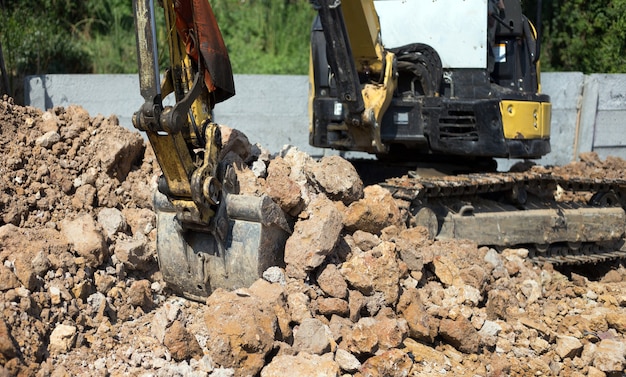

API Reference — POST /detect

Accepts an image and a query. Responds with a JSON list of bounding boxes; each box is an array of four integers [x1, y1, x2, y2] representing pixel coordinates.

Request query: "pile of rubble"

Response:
[[0, 96, 624, 377]]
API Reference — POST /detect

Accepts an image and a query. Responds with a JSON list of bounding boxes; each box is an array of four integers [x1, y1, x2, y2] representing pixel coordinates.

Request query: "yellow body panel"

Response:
[[501, 100, 551, 140], [342, 0, 384, 72]]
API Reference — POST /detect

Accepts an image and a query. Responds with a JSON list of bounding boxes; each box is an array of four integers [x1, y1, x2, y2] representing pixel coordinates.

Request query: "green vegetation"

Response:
[[523, 0, 626, 73], [0, 0, 624, 99], [0, 0, 313, 99], [212, 0, 314, 74]]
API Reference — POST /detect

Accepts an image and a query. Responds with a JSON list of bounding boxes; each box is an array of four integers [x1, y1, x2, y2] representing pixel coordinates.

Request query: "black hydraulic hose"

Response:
[[535, 0, 542, 61]]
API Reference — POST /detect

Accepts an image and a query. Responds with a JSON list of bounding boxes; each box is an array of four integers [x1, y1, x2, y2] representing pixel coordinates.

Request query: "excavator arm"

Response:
[[132, 0, 289, 300]]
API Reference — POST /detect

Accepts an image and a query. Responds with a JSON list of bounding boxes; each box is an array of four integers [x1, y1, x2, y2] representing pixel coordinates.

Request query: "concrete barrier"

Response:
[[25, 73, 626, 168]]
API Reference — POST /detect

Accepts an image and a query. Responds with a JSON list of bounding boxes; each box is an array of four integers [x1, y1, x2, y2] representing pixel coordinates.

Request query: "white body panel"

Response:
[[374, 0, 488, 69]]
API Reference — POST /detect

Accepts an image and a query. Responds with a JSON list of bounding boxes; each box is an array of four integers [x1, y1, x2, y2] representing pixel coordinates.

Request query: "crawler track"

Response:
[[372, 167, 626, 265]]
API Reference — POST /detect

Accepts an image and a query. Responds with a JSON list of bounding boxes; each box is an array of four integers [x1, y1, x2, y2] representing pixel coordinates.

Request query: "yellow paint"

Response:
[[500, 100, 551, 139]]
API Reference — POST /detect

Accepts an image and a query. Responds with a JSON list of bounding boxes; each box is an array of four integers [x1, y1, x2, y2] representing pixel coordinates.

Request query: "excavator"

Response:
[[132, 0, 626, 300]]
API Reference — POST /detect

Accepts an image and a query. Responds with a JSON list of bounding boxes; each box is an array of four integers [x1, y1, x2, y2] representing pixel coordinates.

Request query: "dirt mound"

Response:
[[0, 95, 625, 376]]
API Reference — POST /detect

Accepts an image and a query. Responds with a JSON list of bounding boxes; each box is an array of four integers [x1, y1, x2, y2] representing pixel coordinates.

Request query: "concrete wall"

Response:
[[24, 73, 626, 168], [25, 74, 322, 156]]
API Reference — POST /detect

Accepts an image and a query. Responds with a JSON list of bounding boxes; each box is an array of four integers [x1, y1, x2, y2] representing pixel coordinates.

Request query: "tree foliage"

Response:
[[523, 0, 626, 72], [1, 0, 624, 99], [211, 0, 314, 74]]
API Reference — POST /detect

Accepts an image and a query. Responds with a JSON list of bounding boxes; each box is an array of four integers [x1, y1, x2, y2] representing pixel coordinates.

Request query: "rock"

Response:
[[356, 349, 413, 377], [605, 311, 626, 333], [593, 339, 625, 373], [94, 127, 144, 179], [60, 214, 108, 268], [372, 315, 409, 351], [71, 184, 97, 210], [403, 338, 450, 368], [31, 250, 51, 278], [280, 147, 316, 204], [49, 325, 77, 354], [284, 195, 343, 275], [151, 300, 182, 343], [432, 255, 464, 288], [341, 241, 401, 306], [248, 279, 292, 341], [219, 125, 252, 162], [555, 335, 583, 360], [486, 288, 520, 320], [586, 366, 607, 377], [127, 279, 153, 310], [251, 159, 267, 177], [11, 255, 39, 291], [0, 265, 20, 291], [204, 289, 277, 377], [287, 292, 312, 324], [262, 266, 286, 285], [121, 208, 155, 237], [40, 111, 60, 133], [315, 297, 349, 317], [343, 312, 407, 354], [265, 156, 304, 215], [438, 316, 480, 354], [0, 319, 17, 363], [343, 185, 402, 234], [478, 320, 502, 347], [397, 288, 433, 342], [316, 264, 348, 299], [293, 318, 334, 355], [35, 131, 61, 148], [71, 280, 92, 300], [97, 207, 127, 239], [49, 286, 62, 305], [395, 226, 430, 271], [334, 348, 361, 373], [344, 317, 379, 355], [518, 279, 542, 305], [442, 284, 482, 307], [348, 289, 366, 322], [113, 238, 153, 271], [94, 272, 116, 294], [163, 320, 203, 361], [310, 155, 363, 205], [600, 269, 623, 283], [351, 230, 381, 251], [260, 353, 339, 377]]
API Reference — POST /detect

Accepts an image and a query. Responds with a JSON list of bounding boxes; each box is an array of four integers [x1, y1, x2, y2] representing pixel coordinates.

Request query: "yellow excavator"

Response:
[[132, 0, 626, 300]]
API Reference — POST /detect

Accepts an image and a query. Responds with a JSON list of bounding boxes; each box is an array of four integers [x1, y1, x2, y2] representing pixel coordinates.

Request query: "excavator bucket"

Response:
[[132, 0, 291, 300], [154, 190, 291, 301]]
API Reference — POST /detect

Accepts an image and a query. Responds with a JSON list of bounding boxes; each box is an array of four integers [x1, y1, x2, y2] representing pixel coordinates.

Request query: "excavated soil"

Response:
[[0, 95, 625, 377]]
